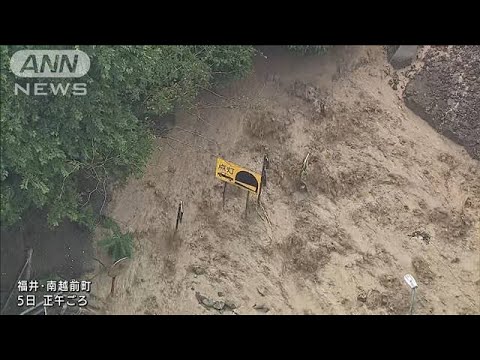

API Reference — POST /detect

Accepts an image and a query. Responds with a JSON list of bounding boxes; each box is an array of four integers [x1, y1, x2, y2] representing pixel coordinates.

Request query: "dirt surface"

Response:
[[85, 46, 479, 315], [404, 46, 480, 160]]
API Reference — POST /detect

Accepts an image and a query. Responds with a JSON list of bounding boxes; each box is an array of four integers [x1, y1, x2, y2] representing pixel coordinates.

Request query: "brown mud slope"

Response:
[[404, 46, 480, 160], [88, 46, 480, 315]]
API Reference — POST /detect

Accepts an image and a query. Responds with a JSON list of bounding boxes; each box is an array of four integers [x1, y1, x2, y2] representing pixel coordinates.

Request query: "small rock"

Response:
[[213, 301, 225, 311], [257, 286, 267, 297], [217, 292, 224, 297], [357, 292, 367, 303], [202, 298, 214, 308], [451, 257, 460, 264], [190, 265, 206, 275], [253, 304, 270, 313], [195, 291, 210, 307], [381, 294, 389, 306], [409, 230, 431, 244], [224, 300, 237, 310]]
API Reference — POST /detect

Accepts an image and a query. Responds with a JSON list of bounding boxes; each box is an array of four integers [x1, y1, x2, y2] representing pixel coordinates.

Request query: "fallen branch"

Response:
[[184, 108, 215, 128], [302, 152, 311, 173], [199, 86, 228, 100], [99, 176, 107, 216], [258, 202, 272, 227], [81, 179, 100, 208]]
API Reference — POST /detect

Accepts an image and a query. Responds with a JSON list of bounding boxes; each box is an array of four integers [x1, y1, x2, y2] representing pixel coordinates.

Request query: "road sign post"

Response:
[[215, 157, 262, 214], [175, 201, 184, 234], [222, 182, 227, 209], [404, 274, 418, 315], [410, 287, 417, 315], [108, 257, 130, 298], [257, 154, 269, 206], [215, 158, 262, 195]]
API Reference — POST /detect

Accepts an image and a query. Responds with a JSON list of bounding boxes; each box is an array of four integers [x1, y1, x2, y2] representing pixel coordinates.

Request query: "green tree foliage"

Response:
[[1, 45, 254, 227], [192, 46, 255, 83]]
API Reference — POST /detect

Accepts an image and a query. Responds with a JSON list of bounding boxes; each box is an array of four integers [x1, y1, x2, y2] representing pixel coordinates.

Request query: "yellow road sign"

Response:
[[215, 158, 262, 195]]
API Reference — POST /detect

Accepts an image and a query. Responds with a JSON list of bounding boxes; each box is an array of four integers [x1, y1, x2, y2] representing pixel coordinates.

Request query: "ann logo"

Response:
[[10, 50, 90, 78], [20, 54, 79, 75]]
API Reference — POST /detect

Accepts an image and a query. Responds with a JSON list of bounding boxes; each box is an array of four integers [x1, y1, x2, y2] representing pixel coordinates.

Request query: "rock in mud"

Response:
[[388, 72, 400, 90], [357, 291, 367, 303], [202, 298, 214, 308], [409, 230, 431, 245], [195, 291, 213, 308], [253, 303, 270, 313], [224, 300, 237, 310], [257, 286, 268, 297], [404, 46, 480, 160], [213, 301, 225, 311], [190, 264, 206, 275], [389, 46, 418, 69]]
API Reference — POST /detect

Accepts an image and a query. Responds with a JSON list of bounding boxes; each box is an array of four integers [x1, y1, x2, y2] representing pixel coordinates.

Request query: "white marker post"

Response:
[[404, 274, 418, 315], [108, 257, 130, 298]]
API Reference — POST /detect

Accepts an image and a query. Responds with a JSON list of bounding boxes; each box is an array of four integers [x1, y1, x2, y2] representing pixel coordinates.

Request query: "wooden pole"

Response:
[[179, 201, 184, 224], [110, 276, 116, 297], [257, 155, 269, 205], [409, 288, 417, 315], [263, 154, 269, 187], [175, 201, 183, 234], [245, 191, 250, 217], [175, 210, 180, 232], [222, 182, 227, 209], [257, 183, 262, 206]]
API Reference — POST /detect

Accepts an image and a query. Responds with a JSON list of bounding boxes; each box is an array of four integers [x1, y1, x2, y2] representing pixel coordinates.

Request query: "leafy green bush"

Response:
[[98, 217, 133, 261]]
